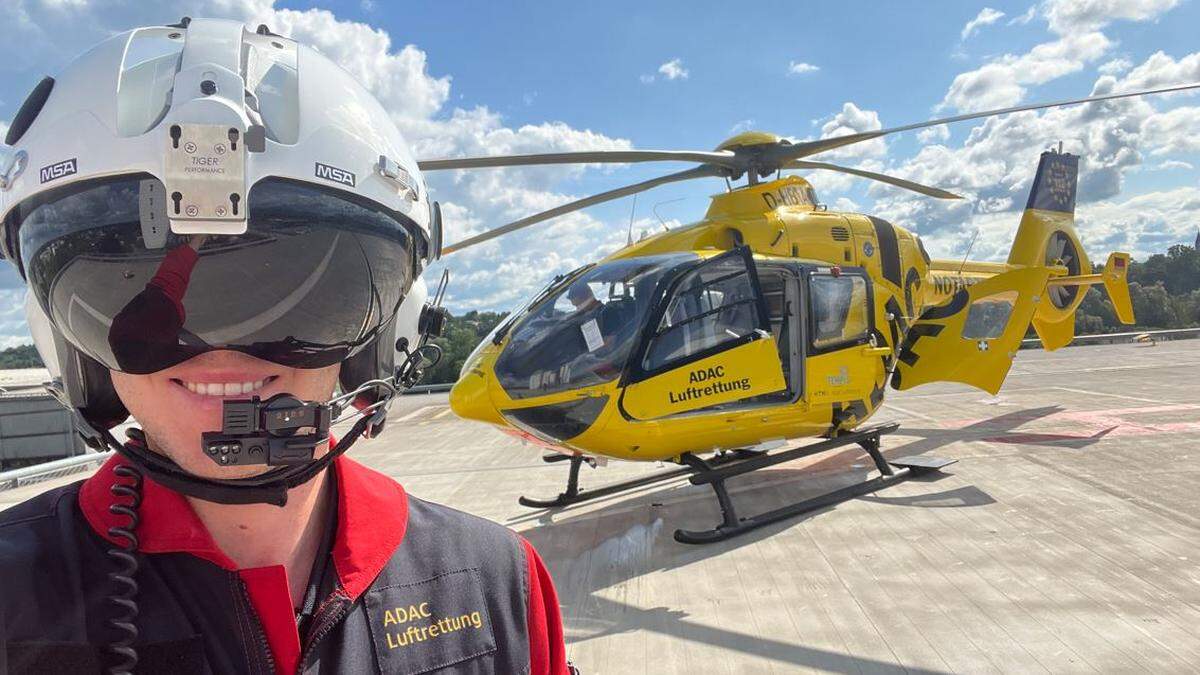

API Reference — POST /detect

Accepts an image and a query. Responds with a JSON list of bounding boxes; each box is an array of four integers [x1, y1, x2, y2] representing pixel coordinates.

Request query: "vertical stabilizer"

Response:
[[1007, 150, 1089, 350]]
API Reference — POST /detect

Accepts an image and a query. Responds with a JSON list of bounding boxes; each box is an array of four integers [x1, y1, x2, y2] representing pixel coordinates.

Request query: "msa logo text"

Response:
[[315, 162, 355, 187], [39, 158, 77, 184]]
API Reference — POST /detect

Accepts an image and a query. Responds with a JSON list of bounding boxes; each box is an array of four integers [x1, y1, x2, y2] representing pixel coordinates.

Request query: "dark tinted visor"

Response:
[[11, 174, 416, 374]]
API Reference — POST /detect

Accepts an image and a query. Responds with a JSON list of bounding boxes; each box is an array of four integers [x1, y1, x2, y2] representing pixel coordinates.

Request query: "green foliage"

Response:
[[1074, 243, 1200, 332], [1127, 244, 1200, 295], [422, 310, 508, 385], [0, 344, 43, 369]]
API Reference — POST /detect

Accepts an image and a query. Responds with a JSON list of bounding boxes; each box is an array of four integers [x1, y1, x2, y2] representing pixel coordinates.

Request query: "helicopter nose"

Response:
[[449, 369, 505, 425]]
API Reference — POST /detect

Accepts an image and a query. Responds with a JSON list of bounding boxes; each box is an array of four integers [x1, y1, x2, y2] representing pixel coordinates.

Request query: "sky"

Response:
[[1, 0, 1199, 347]]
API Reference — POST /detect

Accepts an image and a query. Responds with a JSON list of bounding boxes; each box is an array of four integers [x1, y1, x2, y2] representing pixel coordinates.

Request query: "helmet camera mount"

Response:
[[201, 394, 333, 467]]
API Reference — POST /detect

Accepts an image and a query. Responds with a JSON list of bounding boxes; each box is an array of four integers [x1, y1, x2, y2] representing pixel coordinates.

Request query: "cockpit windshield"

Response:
[[494, 253, 697, 399]]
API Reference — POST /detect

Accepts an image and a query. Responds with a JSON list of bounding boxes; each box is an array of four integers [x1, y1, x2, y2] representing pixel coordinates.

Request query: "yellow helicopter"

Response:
[[418, 84, 1192, 543]]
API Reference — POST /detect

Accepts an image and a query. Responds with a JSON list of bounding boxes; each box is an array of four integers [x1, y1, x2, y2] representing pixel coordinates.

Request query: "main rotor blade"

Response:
[[772, 81, 1200, 163], [786, 160, 963, 199], [419, 149, 738, 171], [442, 165, 722, 254]]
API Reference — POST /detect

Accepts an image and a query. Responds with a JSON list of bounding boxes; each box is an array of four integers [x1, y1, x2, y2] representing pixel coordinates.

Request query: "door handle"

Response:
[[860, 345, 892, 357]]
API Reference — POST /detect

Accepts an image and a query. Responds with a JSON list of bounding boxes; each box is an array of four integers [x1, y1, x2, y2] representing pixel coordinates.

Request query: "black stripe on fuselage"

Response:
[[897, 323, 945, 367], [868, 217, 902, 288], [920, 288, 969, 320]]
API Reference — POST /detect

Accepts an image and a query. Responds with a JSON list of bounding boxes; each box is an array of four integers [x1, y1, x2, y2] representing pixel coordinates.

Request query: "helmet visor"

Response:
[[11, 174, 416, 374]]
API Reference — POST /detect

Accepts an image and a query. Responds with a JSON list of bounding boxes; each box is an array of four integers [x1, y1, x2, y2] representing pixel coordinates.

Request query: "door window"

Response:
[[809, 273, 871, 351], [962, 290, 1017, 339], [642, 250, 766, 373]]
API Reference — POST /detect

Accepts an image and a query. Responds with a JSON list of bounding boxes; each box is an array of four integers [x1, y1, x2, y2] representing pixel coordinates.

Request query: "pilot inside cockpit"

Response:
[[567, 281, 602, 314]]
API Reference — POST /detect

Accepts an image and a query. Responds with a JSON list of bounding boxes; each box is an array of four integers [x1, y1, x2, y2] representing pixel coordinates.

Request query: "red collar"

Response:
[[79, 453, 408, 601]]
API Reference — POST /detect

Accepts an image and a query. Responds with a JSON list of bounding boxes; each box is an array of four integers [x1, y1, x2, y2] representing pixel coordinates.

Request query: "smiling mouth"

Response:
[[170, 375, 279, 397]]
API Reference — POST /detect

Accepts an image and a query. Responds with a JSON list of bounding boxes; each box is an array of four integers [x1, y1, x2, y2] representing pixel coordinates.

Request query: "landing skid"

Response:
[[517, 450, 752, 509], [518, 424, 956, 544]]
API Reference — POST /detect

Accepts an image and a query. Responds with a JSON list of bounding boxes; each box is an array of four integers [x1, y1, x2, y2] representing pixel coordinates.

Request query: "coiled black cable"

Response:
[[105, 461, 143, 675]]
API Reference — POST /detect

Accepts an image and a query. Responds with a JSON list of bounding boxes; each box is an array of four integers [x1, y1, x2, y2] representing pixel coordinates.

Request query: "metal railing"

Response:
[[0, 451, 112, 491], [1, 384, 453, 492], [1021, 326, 1200, 348], [401, 382, 454, 395]]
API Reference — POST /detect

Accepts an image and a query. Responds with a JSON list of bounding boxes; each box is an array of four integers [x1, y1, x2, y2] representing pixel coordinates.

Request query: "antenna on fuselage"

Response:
[[958, 230, 980, 276], [626, 194, 638, 246], [653, 197, 685, 231]]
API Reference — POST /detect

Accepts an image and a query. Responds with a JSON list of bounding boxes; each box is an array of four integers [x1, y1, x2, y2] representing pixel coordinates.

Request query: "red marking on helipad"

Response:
[[948, 403, 1200, 441]]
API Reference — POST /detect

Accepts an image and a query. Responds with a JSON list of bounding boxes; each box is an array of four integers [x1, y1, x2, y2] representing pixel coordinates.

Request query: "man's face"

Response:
[[568, 285, 597, 311], [110, 350, 341, 479]]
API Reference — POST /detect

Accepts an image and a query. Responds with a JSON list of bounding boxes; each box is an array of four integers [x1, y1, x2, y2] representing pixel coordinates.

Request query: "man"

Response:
[[566, 282, 601, 315], [0, 18, 571, 674]]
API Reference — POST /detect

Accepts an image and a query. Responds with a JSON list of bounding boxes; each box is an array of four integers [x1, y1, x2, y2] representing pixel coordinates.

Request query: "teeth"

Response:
[[180, 378, 270, 397]]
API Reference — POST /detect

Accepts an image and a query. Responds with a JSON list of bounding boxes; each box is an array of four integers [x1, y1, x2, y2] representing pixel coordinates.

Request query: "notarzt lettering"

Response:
[[931, 274, 979, 296]]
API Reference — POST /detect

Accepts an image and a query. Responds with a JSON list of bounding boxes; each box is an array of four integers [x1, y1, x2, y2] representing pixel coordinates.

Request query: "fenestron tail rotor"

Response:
[[1046, 230, 1081, 308], [419, 82, 1200, 254]]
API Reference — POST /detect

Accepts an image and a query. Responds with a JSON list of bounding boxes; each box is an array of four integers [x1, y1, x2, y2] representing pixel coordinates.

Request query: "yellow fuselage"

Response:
[[450, 177, 1054, 462]]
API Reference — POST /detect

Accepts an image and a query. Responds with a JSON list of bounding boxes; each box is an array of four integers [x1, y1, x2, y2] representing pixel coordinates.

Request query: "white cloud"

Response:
[[639, 73, 656, 84], [1139, 106, 1200, 155], [0, 120, 10, 167], [1113, 50, 1200, 91], [1043, 0, 1180, 34], [1152, 160, 1194, 170], [940, 31, 1111, 112], [657, 58, 688, 81], [1072, 186, 1200, 259], [787, 61, 819, 76], [816, 102, 886, 160], [917, 126, 950, 143], [729, 119, 756, 134], [832, 197, 860, 212], [940, 0, 1182, 113], [1008, 5, 1038, 25], [961, 7, 1005, 41], [862, 50, 1200, 267], [0, 289, 32, 349], [1098, 57, 1133, 75]]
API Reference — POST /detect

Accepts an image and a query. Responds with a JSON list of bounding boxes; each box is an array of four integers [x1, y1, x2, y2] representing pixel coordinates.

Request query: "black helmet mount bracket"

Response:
[[201, 393, 333, 467]]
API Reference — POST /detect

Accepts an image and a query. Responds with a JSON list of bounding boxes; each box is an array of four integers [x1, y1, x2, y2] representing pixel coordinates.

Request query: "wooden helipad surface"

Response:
[[4, 340, 1200, 673]]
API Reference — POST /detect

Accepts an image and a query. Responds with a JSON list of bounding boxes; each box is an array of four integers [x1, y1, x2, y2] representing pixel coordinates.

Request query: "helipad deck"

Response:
[[4, 340, 1199, 673]]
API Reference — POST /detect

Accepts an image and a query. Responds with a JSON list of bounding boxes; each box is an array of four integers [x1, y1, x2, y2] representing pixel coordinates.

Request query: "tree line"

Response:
[[1074, 243, 1200, 334]]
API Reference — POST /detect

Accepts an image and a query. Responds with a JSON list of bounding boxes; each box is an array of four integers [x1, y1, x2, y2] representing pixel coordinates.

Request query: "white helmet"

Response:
[[0, 18, 444, 449]]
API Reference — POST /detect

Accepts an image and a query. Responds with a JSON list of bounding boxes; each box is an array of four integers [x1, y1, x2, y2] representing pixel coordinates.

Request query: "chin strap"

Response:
[[101, 410, 377, 507]]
